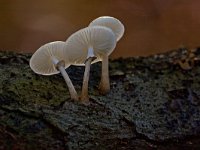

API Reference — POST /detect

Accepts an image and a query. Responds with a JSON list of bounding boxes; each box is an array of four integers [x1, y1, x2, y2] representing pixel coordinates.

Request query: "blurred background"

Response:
[[1, 0, 200, 58]]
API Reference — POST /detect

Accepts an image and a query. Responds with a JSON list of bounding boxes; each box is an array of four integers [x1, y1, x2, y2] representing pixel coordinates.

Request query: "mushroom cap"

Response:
[[64, 26, 116, 66], [30, 41, 68, 75], [89, 16, 125, 41]]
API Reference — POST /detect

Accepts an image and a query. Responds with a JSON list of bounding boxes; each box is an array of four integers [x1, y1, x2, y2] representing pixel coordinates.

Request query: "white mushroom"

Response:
[[30, 41, 78, 100], [64, 26, 116, 102], [89, 16, 125, 42], [89, 16, 125, 94]]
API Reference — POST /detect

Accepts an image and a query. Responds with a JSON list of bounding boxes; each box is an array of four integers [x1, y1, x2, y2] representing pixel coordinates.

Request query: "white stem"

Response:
[[52, 57, 78, 100], [58, 66, 78, 100], [86, 46, 95, 60], [52, 57, 60, 65], [99, 55, 110, 94], [80, 57, 93, 102]]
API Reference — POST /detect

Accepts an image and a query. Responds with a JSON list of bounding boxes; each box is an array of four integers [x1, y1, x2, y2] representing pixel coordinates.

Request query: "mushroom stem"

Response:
[[52, 57, 78, 100], [58, 65, 79, 100], [86, 46, 95, 59], [99, 55, 110, 94], [80, 57, 93, 102]]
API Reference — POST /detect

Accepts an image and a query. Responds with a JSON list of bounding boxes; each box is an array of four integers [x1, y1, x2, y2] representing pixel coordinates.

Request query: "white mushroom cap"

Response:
[[30, 41, 68, 75], [89, 16, 125, 42], [64, 26, 116, 66]]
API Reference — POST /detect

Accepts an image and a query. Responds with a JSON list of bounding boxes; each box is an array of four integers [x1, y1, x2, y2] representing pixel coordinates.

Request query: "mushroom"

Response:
[[89, 16, 125, 42], [64, 26, 116, 102], [30, 41, 78, 100], [89, 16, 125, 94]]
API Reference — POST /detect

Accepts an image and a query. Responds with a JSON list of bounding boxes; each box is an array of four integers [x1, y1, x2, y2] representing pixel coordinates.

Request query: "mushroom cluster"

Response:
[[29, 16, 124, 103]]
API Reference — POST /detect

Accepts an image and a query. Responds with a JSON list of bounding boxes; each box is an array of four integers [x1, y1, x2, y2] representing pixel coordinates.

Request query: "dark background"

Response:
[[1, 0, 200, 58]]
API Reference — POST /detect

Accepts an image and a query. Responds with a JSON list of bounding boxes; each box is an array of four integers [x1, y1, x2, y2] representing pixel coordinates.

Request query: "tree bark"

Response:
[[0, 49, 200, 149]]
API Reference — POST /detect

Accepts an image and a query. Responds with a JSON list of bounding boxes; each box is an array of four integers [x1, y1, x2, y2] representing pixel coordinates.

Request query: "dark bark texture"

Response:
[[0, 48, 200, 149]]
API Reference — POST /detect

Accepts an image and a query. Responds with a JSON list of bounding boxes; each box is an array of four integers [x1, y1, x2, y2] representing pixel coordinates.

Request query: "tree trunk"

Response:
[[0, 48, 200, 149]]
